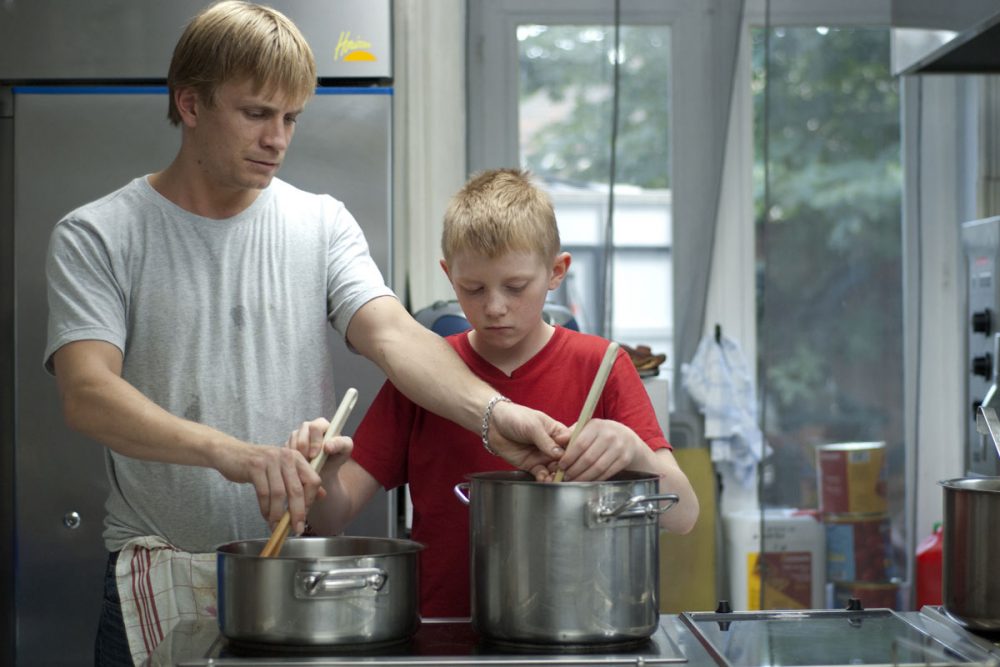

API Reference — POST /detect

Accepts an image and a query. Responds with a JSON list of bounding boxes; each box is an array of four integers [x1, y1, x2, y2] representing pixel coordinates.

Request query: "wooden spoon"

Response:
[[259, 387, 359, 557], [553, 342, 620, 482]]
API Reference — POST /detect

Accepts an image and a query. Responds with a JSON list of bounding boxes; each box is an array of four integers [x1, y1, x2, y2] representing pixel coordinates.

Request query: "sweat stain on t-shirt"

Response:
[[184, 395, 201, 423], [231, 305, 247, 329]]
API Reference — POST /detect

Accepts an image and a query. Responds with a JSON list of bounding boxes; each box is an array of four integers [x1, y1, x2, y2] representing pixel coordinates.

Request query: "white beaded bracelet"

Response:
[[480, 395, 511, 455]]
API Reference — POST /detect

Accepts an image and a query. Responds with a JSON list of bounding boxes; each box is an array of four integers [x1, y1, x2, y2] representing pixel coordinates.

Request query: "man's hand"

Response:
[[213, 422, 347, 536], [487, 401, 569, 479]]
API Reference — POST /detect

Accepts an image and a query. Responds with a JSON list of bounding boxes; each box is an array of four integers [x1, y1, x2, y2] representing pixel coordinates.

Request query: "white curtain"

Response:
[[704, 14, 756, 370], [392, 0, 467, 311], [901, 74, 973, 547]]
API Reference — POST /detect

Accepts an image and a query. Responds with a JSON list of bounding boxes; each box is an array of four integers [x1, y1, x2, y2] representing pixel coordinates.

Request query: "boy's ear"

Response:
[[439, 259, 452, 281], [548, 252, 571, 290]]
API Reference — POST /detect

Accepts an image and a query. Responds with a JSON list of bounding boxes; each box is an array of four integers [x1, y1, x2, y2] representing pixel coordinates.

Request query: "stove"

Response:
[[155, 618, 688, 665], [148, 609, 1000, 666]]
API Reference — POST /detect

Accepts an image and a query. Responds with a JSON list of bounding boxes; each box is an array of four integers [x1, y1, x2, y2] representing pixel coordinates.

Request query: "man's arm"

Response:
[[52, 339, 329, 535], [345, 296, 568, 474]]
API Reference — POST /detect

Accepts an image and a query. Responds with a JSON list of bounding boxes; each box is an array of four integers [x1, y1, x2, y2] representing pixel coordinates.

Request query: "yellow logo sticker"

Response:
[[335, 31, 377, 62]]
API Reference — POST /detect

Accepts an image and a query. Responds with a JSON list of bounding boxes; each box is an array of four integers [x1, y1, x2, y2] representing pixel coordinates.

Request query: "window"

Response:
[[471, 0, 909, 612], [517, 24, 672, 359], [753, 24, 904, 606]]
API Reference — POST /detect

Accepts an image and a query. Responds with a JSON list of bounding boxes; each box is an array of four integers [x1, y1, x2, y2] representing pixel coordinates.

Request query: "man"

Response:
[[44, 2, 566, 663]]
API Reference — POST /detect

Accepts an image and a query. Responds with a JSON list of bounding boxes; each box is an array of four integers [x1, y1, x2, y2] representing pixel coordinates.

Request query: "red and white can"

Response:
[[816, 442, 887, 515]]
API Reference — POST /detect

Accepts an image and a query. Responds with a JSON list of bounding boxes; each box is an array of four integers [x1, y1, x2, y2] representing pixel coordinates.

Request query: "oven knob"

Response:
[[973, 353, 992, 379], [973, 309, 993, 335]]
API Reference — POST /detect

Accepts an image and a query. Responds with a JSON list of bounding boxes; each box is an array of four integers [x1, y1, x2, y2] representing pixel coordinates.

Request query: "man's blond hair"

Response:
[[166, 0, 316, 125], [442, 169, 560, 262]]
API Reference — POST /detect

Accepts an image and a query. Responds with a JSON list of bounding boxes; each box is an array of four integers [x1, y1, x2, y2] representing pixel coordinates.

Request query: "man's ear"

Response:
[[174, 88, 200, 128], [548, 252, 571, 290]]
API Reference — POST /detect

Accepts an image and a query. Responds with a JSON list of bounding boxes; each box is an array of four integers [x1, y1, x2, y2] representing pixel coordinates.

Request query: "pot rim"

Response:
[[465, 470, 660, 485], [815, 441, 885, 451], [939, 477, 1000, 493], [216, 535, 425, 559]]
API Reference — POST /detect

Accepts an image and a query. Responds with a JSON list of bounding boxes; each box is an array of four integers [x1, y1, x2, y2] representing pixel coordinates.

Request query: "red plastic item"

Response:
[[915, 522, 943, 608]]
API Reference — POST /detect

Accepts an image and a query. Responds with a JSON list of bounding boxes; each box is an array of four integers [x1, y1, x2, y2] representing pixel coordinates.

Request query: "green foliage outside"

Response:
[[516, 24, 903, 510], [753, 27, 902, 507], [517, 25, 670, 189]]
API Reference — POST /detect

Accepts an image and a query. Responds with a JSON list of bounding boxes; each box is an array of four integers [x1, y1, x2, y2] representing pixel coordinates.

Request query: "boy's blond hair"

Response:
[[166, 0, 317, 125], [442, 169, 560, 262]]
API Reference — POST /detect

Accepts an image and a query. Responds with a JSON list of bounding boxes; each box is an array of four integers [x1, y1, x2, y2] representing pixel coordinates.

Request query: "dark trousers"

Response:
[[95, 551, 134, 667]]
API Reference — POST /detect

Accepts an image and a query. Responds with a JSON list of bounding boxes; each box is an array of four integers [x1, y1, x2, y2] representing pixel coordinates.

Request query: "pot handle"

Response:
[[453, 482, 471, 506], [596, 492, 679, 521], [296, 567, 388, 598]]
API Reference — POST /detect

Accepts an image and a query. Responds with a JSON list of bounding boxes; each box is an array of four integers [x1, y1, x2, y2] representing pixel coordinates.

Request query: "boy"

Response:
[[302, 169, 699, 617]]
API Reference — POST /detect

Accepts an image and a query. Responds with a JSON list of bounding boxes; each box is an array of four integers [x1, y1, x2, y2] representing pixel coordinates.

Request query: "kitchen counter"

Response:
[[146, 607, 1000, 666]]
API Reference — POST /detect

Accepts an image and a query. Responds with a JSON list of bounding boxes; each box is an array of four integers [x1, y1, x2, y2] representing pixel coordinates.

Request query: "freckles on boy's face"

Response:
[[445, 250, 554, 349]]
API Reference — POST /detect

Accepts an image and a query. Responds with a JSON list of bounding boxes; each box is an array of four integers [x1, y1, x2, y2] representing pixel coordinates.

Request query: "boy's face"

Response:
[[441, 249, 570, 359]]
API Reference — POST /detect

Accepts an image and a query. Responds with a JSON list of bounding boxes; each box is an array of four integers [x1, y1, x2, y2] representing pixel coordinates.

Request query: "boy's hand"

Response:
[[549, 418, 645, 482], [488, 401, 568, 479], [285, 417, 354, 473], [279, 418, 355, 533]]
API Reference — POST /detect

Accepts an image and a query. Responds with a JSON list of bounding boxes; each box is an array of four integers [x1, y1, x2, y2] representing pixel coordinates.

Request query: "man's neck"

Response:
[[149, 160, 262, 220]]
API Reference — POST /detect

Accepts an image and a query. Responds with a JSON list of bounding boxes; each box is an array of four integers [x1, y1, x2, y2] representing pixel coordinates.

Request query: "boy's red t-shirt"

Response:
[[350, 326, 670, 618]]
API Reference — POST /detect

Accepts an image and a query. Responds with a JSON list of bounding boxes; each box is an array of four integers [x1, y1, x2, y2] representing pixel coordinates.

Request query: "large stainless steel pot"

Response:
[[940, 477, 1000, 631], [454, 470, 677, 646], [216, 536, 423, 646]]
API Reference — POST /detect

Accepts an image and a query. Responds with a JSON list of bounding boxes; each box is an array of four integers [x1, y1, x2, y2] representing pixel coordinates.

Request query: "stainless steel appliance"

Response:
[[680, 606, 1000, 666], [0, 2, 394, 664], [962, 216, 1000, 476]]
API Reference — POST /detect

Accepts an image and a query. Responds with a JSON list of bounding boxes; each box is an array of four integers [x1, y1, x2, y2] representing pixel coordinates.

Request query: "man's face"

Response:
[[187, 78, 306, 193]]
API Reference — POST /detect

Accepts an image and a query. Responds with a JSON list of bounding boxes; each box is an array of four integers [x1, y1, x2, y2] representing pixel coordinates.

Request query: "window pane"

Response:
[[518, 24, 672, 353], [754, 26, 904, 607]]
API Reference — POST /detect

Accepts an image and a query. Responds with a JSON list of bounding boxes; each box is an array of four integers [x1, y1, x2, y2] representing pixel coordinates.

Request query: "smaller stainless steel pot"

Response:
[[217, 536, 423, 646], [941, 477, 1000, 631]]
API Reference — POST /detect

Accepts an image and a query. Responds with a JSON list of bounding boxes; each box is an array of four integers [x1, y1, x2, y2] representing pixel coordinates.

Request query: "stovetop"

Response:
[[150, 608, 1000, 666], [159, 618, 688, 666]]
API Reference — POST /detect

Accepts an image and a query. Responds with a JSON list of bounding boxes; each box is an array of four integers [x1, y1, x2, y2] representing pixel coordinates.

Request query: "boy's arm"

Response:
[[551, 419, 699, 533], [309, 458, 381, 535], [645, 448, 700, 534], [284, 417, 381, 535]]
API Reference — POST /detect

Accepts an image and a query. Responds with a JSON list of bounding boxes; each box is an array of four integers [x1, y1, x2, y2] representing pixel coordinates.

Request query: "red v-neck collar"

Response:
[[453, 327, 568, 381]]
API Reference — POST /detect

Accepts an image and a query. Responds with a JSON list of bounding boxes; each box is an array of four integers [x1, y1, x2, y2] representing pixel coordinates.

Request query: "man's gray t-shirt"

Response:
[[44, 176, 394, 553]]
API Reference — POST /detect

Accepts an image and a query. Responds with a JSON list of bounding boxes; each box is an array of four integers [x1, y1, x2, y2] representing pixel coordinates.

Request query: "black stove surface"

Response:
[[163, 618, 688, 665]]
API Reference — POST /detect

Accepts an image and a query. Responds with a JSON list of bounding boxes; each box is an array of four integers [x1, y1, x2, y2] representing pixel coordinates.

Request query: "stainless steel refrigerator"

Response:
[[0, 1, 394, 664]]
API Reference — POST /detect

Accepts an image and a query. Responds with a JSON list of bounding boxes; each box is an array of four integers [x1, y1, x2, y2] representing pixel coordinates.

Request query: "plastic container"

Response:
[[723, 508, 825, 610], [915, 521, 943, 608]]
